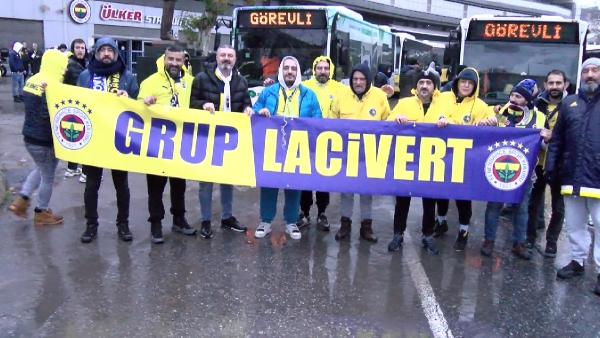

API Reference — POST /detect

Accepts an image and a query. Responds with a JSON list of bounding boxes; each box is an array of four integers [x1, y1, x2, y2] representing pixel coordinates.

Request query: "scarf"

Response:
[[215, 67, 232, 112], [87, 57, 122, 93]]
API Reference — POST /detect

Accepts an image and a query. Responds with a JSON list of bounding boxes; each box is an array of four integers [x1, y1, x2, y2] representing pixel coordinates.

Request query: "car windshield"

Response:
[[234, 28, 328, 87], [463, 41, 580, 105]]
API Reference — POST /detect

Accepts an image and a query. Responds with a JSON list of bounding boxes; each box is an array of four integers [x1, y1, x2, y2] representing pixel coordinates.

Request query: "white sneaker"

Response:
[[64, 169, 77, 177], [285, 223, 301, 240], [254, 222, 272, 238], [79, 174, 87, 183]]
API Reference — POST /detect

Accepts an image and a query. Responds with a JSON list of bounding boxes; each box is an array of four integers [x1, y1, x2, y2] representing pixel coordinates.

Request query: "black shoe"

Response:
[[557, 260, 584, 279], [13, 96, 21, 102], [388, 233, 404, 252], [433, 219, 448, 237], [594, 274, 600, 297], [117, 222, 133, 242], [296, 212, 311, 229], [544, 241, 557, 258], [172, 216, 197, 236], [422, 236, 439, 255], [151, 222, 164, 244], [316, 213, 330, 232], [359, 219, 378, 243], [80, 223, 98, 243], [453, 230, 469, 251], [335, 217, 352, 241], [200, 220, 213, 239], [221, 216, 247, 233], [536, 222, 546, 230]]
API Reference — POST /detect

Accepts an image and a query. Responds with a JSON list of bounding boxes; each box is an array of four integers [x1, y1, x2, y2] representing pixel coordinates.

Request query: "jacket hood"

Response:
[[24, 50, 68, 96], [452, 67, 480, 99], [350, 63, 372, 98], [13, 42, 23, 53], [95, 37, 118, 53], [311, 55, 335, 80], [278, 56, 302, 90]]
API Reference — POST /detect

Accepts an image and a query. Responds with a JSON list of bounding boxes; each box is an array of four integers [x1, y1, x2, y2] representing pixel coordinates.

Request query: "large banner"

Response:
[[47, 83, 542, 203]]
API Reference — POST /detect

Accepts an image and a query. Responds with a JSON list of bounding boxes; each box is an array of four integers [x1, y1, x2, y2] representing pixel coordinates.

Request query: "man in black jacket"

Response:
[[547, 58, 600, 296], [190, 44, 252, 238]]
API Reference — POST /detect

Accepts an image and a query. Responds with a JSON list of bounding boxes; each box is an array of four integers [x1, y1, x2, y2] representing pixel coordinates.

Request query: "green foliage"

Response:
[[179, 0, 228, 49]]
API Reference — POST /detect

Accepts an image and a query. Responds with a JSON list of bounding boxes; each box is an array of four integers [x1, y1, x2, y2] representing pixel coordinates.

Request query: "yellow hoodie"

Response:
[[24, 50, 68, 96], [138, 55, 194, 108], [388, 88, 446, 123], [438, 67, 495, 125], [332, 85, 390, 121], [302, 56, 346, 119]]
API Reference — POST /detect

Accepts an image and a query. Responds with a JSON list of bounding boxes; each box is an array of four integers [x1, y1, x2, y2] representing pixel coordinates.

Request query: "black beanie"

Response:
[[415, 70, 439, 89]]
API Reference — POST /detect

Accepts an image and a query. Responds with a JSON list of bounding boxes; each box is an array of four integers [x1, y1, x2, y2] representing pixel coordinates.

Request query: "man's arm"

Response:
[[190, 73, 210, 110]]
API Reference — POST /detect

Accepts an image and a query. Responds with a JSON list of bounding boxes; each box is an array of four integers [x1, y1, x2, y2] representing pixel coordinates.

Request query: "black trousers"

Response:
[[300, 190, 330, 216], [393, 197, 436, 236], [67, 162, 80, 170], [146, 174, 186, 223], [84, 166, 129, 226], [527, 165, 564, 244], [436, 199, 472, 225]]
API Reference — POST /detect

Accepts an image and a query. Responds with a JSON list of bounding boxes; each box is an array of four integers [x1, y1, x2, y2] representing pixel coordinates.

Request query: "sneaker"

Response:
[[117, 222, 133, 241], [512, 243, 532, 260], [34, 209, 64, 226], [254, 222, 272, 238], [81, 223, 98, 243], [557, 260, 584, 279], [8, 195, 29, 219], [221, 216, 247, 233], [525, 240, 535, 251], [151, 222, 164, 244], [422, 236, 439, 255], [316, 213, 330, 232], [296, 213, 311, 229], [433, 219, 448, 237], [79, 174, 87, 183], [480, 240, 494, 257], [589, 216, 594, 228], [453, 230, 469, 251], [388, 232, 404, 252], [544, 241, 557, 258], [64, 168, 78, 177], [199, 220, 213, 239], [172, 216, 197, 236], [594, 274, 600, 297], [285, 223, 301, 240]]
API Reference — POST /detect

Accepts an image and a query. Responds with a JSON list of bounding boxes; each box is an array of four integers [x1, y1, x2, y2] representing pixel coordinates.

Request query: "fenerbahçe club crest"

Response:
[[484, 140, 530, 191], [52, 99, 93, 150]]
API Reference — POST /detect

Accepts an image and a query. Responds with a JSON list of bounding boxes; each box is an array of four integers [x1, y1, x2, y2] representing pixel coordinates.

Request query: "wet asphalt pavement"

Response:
[[1, 78, 599, 337]]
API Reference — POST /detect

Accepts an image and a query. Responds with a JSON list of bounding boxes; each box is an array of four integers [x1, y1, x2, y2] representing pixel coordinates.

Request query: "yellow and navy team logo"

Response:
[[69, 0, 91, 24], [369, 108, 376, 116], [463, 115, 471, 124], [53, 101, 93, 150], [484, 140, 530, 191]]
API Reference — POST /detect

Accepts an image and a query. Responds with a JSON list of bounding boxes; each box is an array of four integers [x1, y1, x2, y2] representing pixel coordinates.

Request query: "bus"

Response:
[[391, 32, 439, 96], [444, 15, 588, 105]]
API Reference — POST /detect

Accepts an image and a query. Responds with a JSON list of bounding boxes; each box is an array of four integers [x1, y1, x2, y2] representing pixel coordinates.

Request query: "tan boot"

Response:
[[9, 196, 29, 219], [34, 209, 64, 226]]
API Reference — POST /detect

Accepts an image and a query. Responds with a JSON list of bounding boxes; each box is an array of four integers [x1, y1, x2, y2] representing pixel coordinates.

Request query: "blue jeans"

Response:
[[12, 72, 24, 97], [259, 188, 300, 224], [198, 182, 233, 221], [484, 182, 533, 245], [20, 143, 58, 210]]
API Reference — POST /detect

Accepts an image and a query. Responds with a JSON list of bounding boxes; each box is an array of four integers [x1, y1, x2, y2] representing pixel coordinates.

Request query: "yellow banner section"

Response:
[[46, 83, 257, 186]]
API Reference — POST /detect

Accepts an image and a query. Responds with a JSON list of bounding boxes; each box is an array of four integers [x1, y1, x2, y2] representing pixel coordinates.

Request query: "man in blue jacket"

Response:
[[252, 55, 322, 240], [9, 41, 26, 102], [547, 57, 600, 296], [77, 37, 139, 243]]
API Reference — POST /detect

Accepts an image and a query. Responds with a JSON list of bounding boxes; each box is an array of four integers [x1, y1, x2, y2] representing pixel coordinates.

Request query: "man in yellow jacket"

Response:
[[138, 45, 197, 244], [386, 69, 450, 254], [331, 63, 390, 243], [297, 56, 346, 231]]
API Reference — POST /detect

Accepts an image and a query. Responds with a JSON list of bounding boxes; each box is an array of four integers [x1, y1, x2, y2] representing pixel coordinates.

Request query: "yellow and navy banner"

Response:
[[47, 83, 542, 203]]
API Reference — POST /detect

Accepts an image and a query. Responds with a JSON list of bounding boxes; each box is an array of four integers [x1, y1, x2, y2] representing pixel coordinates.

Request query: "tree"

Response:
[[160, 0, 177, 40], [179, 0, 228, 53]]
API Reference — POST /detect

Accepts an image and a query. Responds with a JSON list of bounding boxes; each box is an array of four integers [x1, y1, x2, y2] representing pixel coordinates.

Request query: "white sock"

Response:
[[437, 215, 447, 223], [459, 224, 469, 232]]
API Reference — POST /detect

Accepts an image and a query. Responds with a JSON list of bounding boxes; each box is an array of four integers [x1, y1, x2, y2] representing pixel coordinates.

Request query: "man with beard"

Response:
[[253, 56, 321, 240], [526, 70, 568, 257], [190, 44, 252, 239], [331, 63, 390, 243], [139, 45, 197, 244], [64, 38, 89, 182], [29, 43, 42, 75], [78, 37, 139, 243], [481, 79, 550, 260], [547, 58, 600, 296], [386, 70, 450, 254]]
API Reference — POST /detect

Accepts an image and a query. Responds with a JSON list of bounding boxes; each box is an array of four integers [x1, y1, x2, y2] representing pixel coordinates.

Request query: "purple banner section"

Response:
[[250, 116, 542, 203]]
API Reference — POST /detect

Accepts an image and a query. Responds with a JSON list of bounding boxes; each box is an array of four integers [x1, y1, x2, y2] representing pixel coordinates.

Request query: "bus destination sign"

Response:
[[237, 10, 327, 29], [468, 21, 579, 44]]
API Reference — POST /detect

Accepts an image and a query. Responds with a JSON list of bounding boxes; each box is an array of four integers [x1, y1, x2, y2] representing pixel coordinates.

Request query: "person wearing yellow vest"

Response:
[[481, 79, 550, 260], [297, 56, 346, 232], [139, 45, 197, 244], [331, 63, 390, 243], [386, 69, 450, 254]]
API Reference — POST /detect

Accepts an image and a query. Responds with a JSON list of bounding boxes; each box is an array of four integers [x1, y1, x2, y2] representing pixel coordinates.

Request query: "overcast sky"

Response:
[[578, 0, 600, 8]]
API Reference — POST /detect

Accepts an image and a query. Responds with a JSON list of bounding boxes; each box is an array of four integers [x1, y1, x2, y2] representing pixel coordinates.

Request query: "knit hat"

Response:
[[512, 79, 537, 106], [58, 43, 68, 51], [415, 69, 439, 88], [582, 57, 600, 70], [94, 37, 118, 53]]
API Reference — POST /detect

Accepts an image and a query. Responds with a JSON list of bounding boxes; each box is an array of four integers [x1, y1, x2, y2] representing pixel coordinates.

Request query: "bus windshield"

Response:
[[234, 28, 328, 87], [463, 41, 579, 104]]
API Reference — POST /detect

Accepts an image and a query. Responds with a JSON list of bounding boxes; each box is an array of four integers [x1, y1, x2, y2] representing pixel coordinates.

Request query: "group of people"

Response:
[[6, 36, 600, 296], [8, 41, 44, 102]]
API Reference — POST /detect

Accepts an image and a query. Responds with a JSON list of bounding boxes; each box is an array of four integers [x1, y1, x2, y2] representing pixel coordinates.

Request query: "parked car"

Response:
[[0, 48, 10, 77]]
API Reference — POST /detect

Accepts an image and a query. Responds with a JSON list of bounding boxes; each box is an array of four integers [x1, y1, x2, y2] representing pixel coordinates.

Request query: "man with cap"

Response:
[[386, 68, 449, 254], [252, 56, 322, 241], [547, 58, 600, 296], [481, 79, 550, 260], [9, 41, 26, 102], [77, 37, 139, 243], [331, 63, 390, 243]]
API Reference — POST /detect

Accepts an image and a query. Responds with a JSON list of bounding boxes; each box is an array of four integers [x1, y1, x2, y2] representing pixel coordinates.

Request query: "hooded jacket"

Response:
[[253, 56, 321, 118], [139, 55, 194, 108], [8, 42, 25, 73], [534, 90, 565, 130], [190, 63, 251, 113], [302, 56, 345, 119], [22, 50, 68, 146], [388, 88, 446, 123], [332, 63, 390, 121], [439, 67, 494, 125]]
